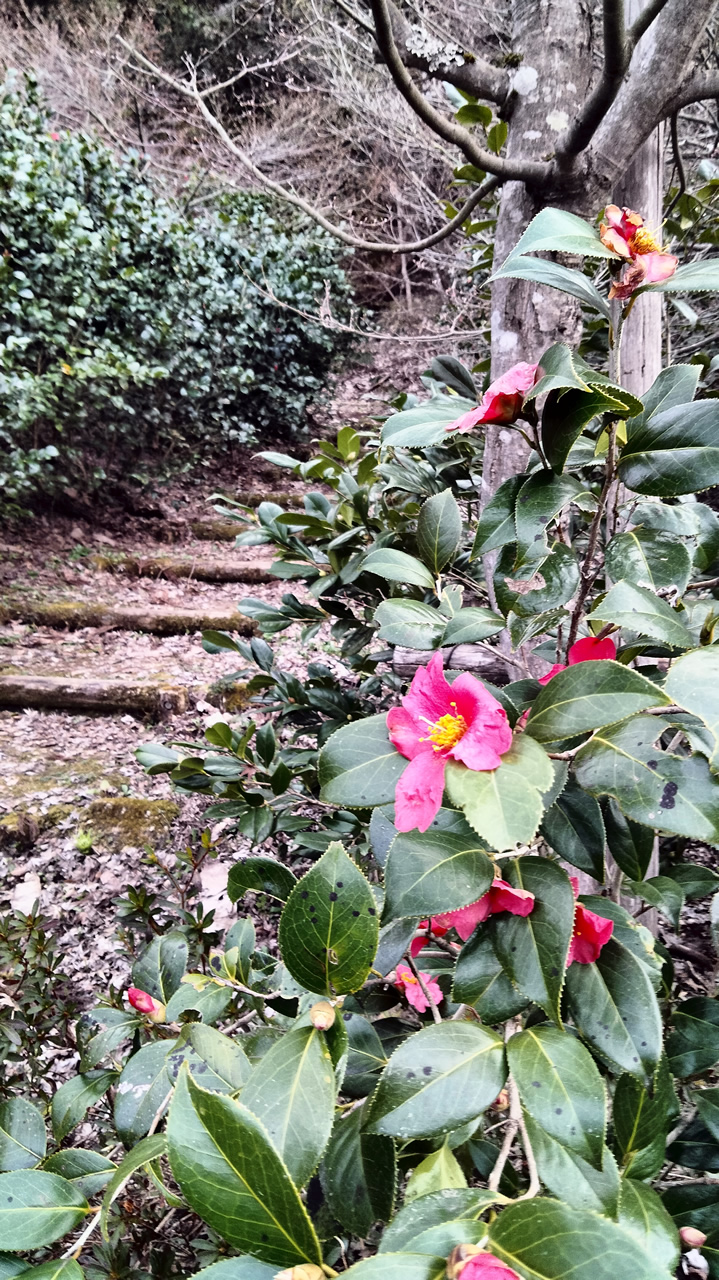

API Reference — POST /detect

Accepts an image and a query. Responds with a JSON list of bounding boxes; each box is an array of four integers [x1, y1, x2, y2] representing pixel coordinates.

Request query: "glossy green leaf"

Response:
[[405, 1141, 466, 1203], [417, 490, 462, 574], [341, 1256, 446, 1280], [612, 1071, 671, 1179], [494, 542, 579, 618], [167, 1068, 322, 1265], [164, 980, 232, 1026], [42, 1150, 116, 1199], [492, 256, 610, 318], [540, 777, 605, 879], [541, 388, 620, 473], [242, 1024, 335, 1187], [666, 997, 719, 1077], [319, 713, 407, 808], [502, 207, 619, 260], [361, 549, 435, 590], [692, 1086, 719, 1143], [588, 581, 693, 647], [566, 938, 662, 1081], [166, 1024, 251, 1094], [321, 1104, 395, 1235], [602, 799, 654, 880], [114, 1041, 175, 1146], [526, 344, 641, 416], [380, 1188, 498, 1253], [0, 1099, 46, 1172], [508, 1025, 606, 1165], [374, 600, 447, 649], [51, 1071, 116, 1143], [429, 355, 477, 399], [384, 809, 493, 920], [191, 1260, 277, 1280], [665, 647, 719, 770], [662, 1180, 719, 1235], [131, 931, 188, 1003], [445, 735, 553, 851], [667, 860, 719, 900], [514, 472, 588, 566], [471, 475, 524, 558], [575, 714, 719, 840], [441, 607, 504, 645], [667, 1117, 719, 1170], [227, 857, 297, 903], [402, 1218, 490, 1255], [0, 1170, 88, 1250], [343, 1014, 388, 1097], [374, 918, 416, 979], [526, 661, 668, 745], [624, 875, 685, 929], [626, 365, 700, 438], [365, 1021, 506, 1140], [606, 528, 692, 593], [224, 917, 255, 985], [618, 1180, 679, 1274], [18, 1262, 85, 1280], [452, 931, 529, 1023], [522, 1113, 620, 1216], [381, 395, 475, 449], [279, 841, 379, 995], [488, 1197, 670, 1280], [492, 857, 575, 1024], [0, 1256, 28, 1278], [619, 399, 719, 496], [99, 1134, 167, 1239], [76, 1008, 139, 1070]]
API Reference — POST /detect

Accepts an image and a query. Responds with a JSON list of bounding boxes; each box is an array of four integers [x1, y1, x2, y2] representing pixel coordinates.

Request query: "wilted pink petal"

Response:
[[433, 895, 493, 941], [489, 879, 535, 916], [568, 903, 614, 965], [394, 962, 442, 1012], [393, 749, 447, 833], [445, 363, 539, 434]]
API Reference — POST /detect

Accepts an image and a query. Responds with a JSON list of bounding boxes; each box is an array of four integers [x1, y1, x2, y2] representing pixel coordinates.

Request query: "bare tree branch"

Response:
[[369, 0, 548, 183], [556, 0, 629, 161], [118, 37, 501, 254], [663, 69, 719, 112], [627, 0, 672, 45], [376, 0, 511, 107]]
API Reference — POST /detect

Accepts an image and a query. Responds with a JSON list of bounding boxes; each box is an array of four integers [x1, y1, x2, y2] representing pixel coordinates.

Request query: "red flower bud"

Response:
[[447, 1249, 520, 1280], [127, 987, 166, 1022]]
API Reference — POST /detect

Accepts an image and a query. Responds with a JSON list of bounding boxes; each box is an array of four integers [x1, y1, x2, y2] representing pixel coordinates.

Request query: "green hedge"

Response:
[[0, 72, 350, 503]]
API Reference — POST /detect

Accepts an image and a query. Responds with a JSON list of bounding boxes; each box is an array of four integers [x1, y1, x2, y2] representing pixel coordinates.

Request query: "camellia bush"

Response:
[[9, 206, 719, 1279], [0, 72, 350, 505]]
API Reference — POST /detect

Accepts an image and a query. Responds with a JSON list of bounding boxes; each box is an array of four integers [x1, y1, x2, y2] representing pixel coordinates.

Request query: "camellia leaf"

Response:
[[42, 1150, 116, 1200], [452, 931, 529, 1023], [494, 542, 579, 619], [429, 355, 477, 399], [665, 647, 719, 770], [383, 809, 494, 920], [379, 1188, 498, 1253], [131, 931, 188, 1003], [514, 472, 588, 566], [441, 607, 504, 645], [0, 1170, 88, 1250], [507, 1025, 607, 1166], [99, 1134, 167, 1239], [525, 344, 641, 416], [501, 207, 620, 260], [16, 1262, 85, 1280], [166, 1024, 251, 1095], [666, 997, 719, 1077], [565, 937, 662, 1082], [488, 1197, 671, 1280], [526, 660, 669, 744], [574, 714, 719, 841], [618, 399, 719, 496], [692, 1085, 719, 1141], [626, 364, 700, 438], [227, 857, 297, 903], [373, 599, 447, 649], [605, 528, 692, 594], [587, 580, 693, 648], [612, 1070, 672, 1180], [618, 1180, 679, 1274], [445, 734, 553, 851], [0, 1256, 28, 1278], [114, 1041, 175, 1146], [539, 776, 605, 880], [76, 1008, 139, 1070], [361, 548, 435, 590], [279, 841, 379, 995], [242, 1024, 336, 1188], [0, 1099, 46, 1172], [404, 1142, 467, 1203], [643, 257, 719, 294], [521, 1113, 621, 1217], [340, 1256, 446, 1280], [343, 1014, 388, 1098], [190, 1260, 277, 1280], [491, 857, 575, 1024], [381, 395, 476, 450], [167, 1067, 323, 1266], [417, 490, 462, 574], [319, 713, 407, 808], [624, 876, 685, 930], [541, 387, 623, 474], [51, 1071, 117, 1143], [471, 475, 525, 558], [602, 798, 654, 880], [364, 1021, 506, 1140], [491, 256, 611, 319], [321, 1103, 396, 1236]]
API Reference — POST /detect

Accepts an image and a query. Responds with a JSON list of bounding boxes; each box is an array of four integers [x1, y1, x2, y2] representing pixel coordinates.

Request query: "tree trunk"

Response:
[[0, 675, 188, 719]]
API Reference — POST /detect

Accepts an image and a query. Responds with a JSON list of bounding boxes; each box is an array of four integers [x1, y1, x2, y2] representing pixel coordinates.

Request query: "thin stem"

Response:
[[407, 954, 442, 1024], [516, 1104, 542, 1200]]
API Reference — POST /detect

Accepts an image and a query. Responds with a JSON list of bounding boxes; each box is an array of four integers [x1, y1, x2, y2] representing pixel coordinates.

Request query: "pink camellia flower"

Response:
[[599, 205, 677, 300], [432, 879, 534, 942], [49, 132, 60, 141], [453, 1251, 521, 1280], [568, 878, 614, 965], [394, 962, 443, 1013], [387, 652, 512, 833], [538, 634, 617, 686], [127, 987, 166, 1023], [410, 917, 451, 958], [445, 362, 539, 435]]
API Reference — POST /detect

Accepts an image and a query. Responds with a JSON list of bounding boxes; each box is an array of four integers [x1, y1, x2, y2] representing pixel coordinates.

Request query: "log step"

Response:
[[88, 553, 275, 584], [0, 601, 256, 636], [0, 676, 188, 718]]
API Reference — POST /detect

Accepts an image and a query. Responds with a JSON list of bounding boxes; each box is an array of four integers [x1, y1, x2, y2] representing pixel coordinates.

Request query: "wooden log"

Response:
[[392, 644, 514, 685], [0, 675, 188, 718], [89, 553, 275, 584], [189, 519, 250, 542], [0, 601, 256, 637]]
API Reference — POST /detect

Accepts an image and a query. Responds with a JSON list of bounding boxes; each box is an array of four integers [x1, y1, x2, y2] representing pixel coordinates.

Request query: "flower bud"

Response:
[[274, 1266, 325, 1280], [127, 987, 166, 1023], [309, 1001, 336, 1030], [492, 1089, 510, 1111], [680, 1227, 708, 1250], [447, 1244, 484, 1279], [447, 1250, 520, 1280]]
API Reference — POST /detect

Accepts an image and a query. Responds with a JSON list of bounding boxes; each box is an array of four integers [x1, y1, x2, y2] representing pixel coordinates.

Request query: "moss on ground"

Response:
[[81, 797, 179, 850]]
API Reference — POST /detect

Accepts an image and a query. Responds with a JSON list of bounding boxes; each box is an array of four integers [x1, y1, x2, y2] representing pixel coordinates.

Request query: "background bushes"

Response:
[[0, 72, 351, 504]]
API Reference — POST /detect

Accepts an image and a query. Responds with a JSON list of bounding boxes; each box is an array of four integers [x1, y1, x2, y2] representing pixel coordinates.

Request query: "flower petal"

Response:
[[642, 250, 679, 284], [434, 894, 492, 941], [393, 749, 446, 832], [569, 903, 614, 965], [448, 673, 513, 770], [568, 635, 617, 663], [489, 879, 535, 917], [445, 405, 486, 434], [387, 705, 424, 760], [402, 651, 454, 726], [538, 662, 567, 685]]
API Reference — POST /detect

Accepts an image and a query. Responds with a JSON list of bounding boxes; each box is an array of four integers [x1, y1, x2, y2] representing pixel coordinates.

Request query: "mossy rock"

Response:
[[0, 803, 76, 850], [206, 677, 251, 712], [81, 797, 180, 851]]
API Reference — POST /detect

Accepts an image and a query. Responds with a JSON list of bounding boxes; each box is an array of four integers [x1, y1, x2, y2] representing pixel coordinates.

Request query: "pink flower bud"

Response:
[[309, 1001, 336, 1030], [127, 987, 166, 1022], [680, 1227, 708, 1250]]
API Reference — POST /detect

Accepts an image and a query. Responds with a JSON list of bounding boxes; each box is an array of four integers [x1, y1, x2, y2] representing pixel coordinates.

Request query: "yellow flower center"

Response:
[[425, 710, 467, 751], [630, 225, 663, 255]]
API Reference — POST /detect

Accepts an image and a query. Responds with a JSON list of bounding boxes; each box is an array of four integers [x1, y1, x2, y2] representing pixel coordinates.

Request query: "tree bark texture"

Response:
[[0, 676, 188, 719], [0, 600, 256, 636], [90, 553, 275, 584]]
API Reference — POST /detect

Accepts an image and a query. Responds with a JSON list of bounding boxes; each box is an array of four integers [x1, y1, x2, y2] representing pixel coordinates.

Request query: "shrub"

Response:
[[0, 71, 350, 504]]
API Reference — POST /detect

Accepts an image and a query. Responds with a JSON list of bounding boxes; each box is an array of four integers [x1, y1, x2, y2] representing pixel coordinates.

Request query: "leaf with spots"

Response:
[[241, 1025, 336, 1188], [0, 1099, 46, 1172], [364, 1021, 506, 1140], [507, 1025, 607, 1167], [521, 1115, 621, 1217], [167, 1068, 323, 1266], [525, 662, 669, 746], [565, 937, 662, 1082], [114, 1041, 176, 1146], [278, 842, 379, 996], [384, 810, 494, 921], [0, 1170, 88, 1251], [319, 714, 408, 808], [490, 857, 575, 1025], [166, 1025, 251, 1095], [51, 1071, 117, 1143]]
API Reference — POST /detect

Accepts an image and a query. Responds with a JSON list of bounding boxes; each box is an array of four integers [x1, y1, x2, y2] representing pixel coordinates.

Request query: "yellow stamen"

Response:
[[630, 225, 663, 255], [427, 712, 467, 751]]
